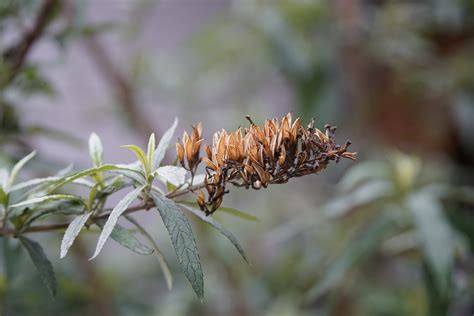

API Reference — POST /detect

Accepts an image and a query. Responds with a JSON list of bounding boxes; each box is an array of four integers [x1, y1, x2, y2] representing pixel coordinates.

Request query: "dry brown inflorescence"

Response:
[[176, 113, 356, 215]]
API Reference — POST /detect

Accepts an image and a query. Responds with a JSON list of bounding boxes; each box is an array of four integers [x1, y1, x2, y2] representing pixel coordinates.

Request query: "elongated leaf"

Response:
[[153, 117, 178, 170], [121, 145, 149, 175], [5, 151, 36, 190], [180, 204, 249, 264], [147, 133, 156, 168], [408, 191, 454, 297], [60, 212, 92, 259], [155, 166, 187, 187], [95, 219, 153, 255], [47, 164, 142, 193], [10, 176, 60, 192], [178, 201, 258, 222], [9, 194, 82, 209], [11, 176, 95, 193], [151, 191, 204, 300], [90, 186, 144, 259], [19, 236, 57, 297], [125, 214, 173, 289], [88, 133, 103, 167], [114, 163, 146, 184]]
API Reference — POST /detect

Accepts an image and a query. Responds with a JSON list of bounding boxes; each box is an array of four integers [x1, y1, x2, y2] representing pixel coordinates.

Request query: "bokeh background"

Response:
[[1, 1, 474, 315]]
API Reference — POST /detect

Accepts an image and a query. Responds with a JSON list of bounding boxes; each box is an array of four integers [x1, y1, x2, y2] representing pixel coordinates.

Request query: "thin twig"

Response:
[[1, 0, 59, 86], [0, 184, 203, 237]]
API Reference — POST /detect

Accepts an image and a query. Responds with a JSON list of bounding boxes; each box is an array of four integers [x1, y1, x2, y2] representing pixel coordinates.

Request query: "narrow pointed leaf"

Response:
[[47, 164, 142, 193], [19, 236, 57, 298], [151, 191, 204, 300], [147, 133, 156, 168], [95, 219, 153, 255], [153, 117, 178, 170], [60, 212, 93, 259], [90, 186, 144, 259], [5, 151, 36, 190], [9, 194, 82, 209], [180, 204, 249, 264], [125, 214, 173, 289], [121, 145, 149, 175], [88, 133, 104, 167]]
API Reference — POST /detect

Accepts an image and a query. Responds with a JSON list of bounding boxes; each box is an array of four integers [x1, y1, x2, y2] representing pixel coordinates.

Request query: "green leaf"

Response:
[[155, 166, 187, 187], [180, 204, 249, 264], [178, 201, 258, 222], [408, 191, 455, 297], [125, 214, 173, 290], [153, 117, 178, 170], [47, 164, 143, 193], [90, 186, 144, 259], [5, 151, 36, 191], [19, 236, 57, 298], [9, 194, 83, 209], [151, 191, 204, 300], [95, 219, 153, 255], [88, 133, 103, 168], [10, 176, 61, 192], [60, 212, 92, 259], [121, 145, 149, 175], [147, 133, 156, 169]]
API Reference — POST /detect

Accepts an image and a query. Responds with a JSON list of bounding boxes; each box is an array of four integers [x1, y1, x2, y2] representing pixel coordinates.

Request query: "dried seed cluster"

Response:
[[177, 113, 356, 215]]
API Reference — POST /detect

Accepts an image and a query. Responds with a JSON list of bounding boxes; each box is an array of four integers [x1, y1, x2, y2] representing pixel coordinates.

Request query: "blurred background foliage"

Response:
[[1, 0, 474, 315]]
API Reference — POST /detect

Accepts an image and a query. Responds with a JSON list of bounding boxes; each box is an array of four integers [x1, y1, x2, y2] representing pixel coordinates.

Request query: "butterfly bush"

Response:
[[0, 113, 355, 300], [176, 113, 356, 215]]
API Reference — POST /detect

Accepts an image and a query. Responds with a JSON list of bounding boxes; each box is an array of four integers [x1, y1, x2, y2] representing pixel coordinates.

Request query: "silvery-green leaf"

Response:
[[60, 212, 92, 258], [9, 194, 82, 209], [47, 164, 142, 193], [95, 218, 153, 255], [90, 186, 144, 259], [11, 176, 95, 193], [114, 163, 146, 184], [151, 191, 204, 300], [19, 236, 57, 297], [153, 117, 178, 170], [155, 166, 187, 187], [147, 133, 156, 169], [5, 151, 36, 191], [88, 133, 103, 168], [180, 204, 249, 264]]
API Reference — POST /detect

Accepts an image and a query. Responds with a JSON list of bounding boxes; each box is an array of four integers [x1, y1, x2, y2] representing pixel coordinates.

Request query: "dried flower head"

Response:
[[177, 113, 356, 215], [176, 122, 203, 174]]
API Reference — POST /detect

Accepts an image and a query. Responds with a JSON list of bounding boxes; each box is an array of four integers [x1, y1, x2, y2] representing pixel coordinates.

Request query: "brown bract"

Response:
[[176, 113, 356, 215]]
